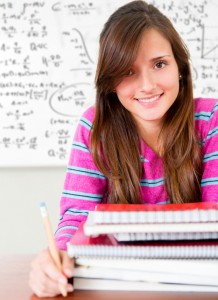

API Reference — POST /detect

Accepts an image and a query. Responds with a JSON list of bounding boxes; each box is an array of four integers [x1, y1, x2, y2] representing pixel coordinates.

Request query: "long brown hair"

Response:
[[91, 0, 202, 204]]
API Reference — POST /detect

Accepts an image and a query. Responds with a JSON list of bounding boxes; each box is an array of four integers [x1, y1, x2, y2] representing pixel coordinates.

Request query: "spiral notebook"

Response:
[[84, 202, 218, 241], [67, 222, 218, 259], [93, 202, 218, 224]]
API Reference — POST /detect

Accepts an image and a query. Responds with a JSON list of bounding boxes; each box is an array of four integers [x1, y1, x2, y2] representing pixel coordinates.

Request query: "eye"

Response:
[[125, 69, 134, 76], [154, 61, 167, 69]]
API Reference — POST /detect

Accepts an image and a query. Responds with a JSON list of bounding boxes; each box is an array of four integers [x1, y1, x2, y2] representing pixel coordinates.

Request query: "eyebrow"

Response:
[[150, 55, 171, 62]]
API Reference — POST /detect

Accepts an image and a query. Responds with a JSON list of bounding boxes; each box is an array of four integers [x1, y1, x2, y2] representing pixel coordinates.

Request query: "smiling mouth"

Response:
[[135, 94, 162, 103]]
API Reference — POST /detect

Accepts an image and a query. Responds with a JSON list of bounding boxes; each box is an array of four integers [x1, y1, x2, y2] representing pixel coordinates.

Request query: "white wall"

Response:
[[0, 167, 66, 254]]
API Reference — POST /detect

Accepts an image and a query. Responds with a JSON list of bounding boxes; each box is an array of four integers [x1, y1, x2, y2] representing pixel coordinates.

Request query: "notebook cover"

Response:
[[95, 202, 218, 212]]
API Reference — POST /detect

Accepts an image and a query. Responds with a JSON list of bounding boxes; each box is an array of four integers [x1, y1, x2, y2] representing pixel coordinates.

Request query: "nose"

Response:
[[138, 70, 156, 92]]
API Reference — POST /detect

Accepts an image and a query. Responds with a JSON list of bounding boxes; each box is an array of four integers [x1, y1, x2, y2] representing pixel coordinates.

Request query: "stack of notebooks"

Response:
[[67, 202, 218, 292]]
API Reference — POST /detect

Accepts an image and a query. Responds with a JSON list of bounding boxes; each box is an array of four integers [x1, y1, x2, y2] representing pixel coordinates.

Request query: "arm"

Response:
[[29, 107, 107, 297], [200, 100, 218, 202], [55, 106, 107, 250]]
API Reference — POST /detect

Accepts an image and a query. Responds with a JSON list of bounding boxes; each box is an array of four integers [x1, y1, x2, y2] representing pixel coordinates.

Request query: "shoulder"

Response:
[[194, 97, 218, 113], [194, 97, 218, 140], [75, 106, 96, 133], [73, 106, 95, 141], [81, 105, 96, 123]]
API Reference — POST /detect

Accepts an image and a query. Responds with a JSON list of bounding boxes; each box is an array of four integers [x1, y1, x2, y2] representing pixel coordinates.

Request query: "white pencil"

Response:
[[40, 202, 67, 297]]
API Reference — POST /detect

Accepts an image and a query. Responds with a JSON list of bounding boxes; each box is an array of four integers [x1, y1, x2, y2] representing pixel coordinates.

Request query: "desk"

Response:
[[0, 255, 218, 300]]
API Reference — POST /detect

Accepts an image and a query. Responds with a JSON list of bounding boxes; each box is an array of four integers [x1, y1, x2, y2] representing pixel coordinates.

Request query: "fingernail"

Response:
[[68, 285, 74, 292]]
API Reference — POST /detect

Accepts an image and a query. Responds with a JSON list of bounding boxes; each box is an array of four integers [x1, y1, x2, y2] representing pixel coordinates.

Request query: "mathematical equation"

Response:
[[0, 0, 217, 166]]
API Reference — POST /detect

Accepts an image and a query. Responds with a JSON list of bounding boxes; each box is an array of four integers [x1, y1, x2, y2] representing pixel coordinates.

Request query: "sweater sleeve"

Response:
[[55, 106, 107, 250], [201, 100, 218, 202]]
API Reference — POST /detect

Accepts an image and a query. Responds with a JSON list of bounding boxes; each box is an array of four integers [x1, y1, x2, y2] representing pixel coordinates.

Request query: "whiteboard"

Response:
[[0, 0, 217, 167]]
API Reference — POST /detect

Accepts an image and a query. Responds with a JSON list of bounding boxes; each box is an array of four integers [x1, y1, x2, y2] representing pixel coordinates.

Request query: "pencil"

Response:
[[40, 202, 67, 297]]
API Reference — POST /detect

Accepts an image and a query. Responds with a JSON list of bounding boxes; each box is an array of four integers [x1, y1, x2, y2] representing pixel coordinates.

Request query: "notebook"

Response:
[[67, 222, 218, 259], [84, 202, 218, 241], [73, 278, 218, 292], [74, 257, 218, 287], [93, 202, 218, 224]]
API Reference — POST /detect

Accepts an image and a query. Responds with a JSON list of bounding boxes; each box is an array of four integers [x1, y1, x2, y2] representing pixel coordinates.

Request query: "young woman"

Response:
[[29, 0, 218, 297]]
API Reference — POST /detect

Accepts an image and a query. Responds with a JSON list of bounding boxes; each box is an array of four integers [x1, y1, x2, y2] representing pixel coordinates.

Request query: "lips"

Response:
[[135, 94, 162, 103]]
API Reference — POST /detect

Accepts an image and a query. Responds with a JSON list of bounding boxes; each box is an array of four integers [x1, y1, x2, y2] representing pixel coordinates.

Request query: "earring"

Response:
[[179, 74, 182, 79]]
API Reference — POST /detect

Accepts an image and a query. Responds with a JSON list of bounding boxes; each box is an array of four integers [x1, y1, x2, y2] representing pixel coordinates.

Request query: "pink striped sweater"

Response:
[[55, 98, 218, 250]]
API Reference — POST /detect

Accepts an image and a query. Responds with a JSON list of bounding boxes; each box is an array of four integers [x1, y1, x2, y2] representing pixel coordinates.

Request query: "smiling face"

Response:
[[115, 28, 180, 132]]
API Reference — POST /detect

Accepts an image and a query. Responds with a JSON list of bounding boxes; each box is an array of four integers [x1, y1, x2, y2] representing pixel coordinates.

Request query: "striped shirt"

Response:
[[55, 97, 218, 250]]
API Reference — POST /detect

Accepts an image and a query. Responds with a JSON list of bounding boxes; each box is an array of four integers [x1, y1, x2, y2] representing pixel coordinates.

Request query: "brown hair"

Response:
[[91, 0, 202, 204]]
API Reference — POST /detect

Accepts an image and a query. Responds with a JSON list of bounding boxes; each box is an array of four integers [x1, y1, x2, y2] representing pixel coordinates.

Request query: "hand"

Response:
[[29, 248, 74, 297]]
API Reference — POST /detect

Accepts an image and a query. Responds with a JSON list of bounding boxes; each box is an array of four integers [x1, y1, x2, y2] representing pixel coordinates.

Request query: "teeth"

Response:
[[138, 95, 159, 103]]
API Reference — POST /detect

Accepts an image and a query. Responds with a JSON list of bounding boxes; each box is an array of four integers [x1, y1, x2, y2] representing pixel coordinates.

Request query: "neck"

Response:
[[137, 121, 163, 155]]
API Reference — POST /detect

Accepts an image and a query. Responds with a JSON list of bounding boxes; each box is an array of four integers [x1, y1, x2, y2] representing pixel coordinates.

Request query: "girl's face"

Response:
[[115, 28, 180, 131]]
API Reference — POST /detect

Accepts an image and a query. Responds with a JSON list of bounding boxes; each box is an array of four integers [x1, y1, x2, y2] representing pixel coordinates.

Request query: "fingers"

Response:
[[29, 265, 60, 298], [29, 248, 74, 298], [60, 250, 75, 278]]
